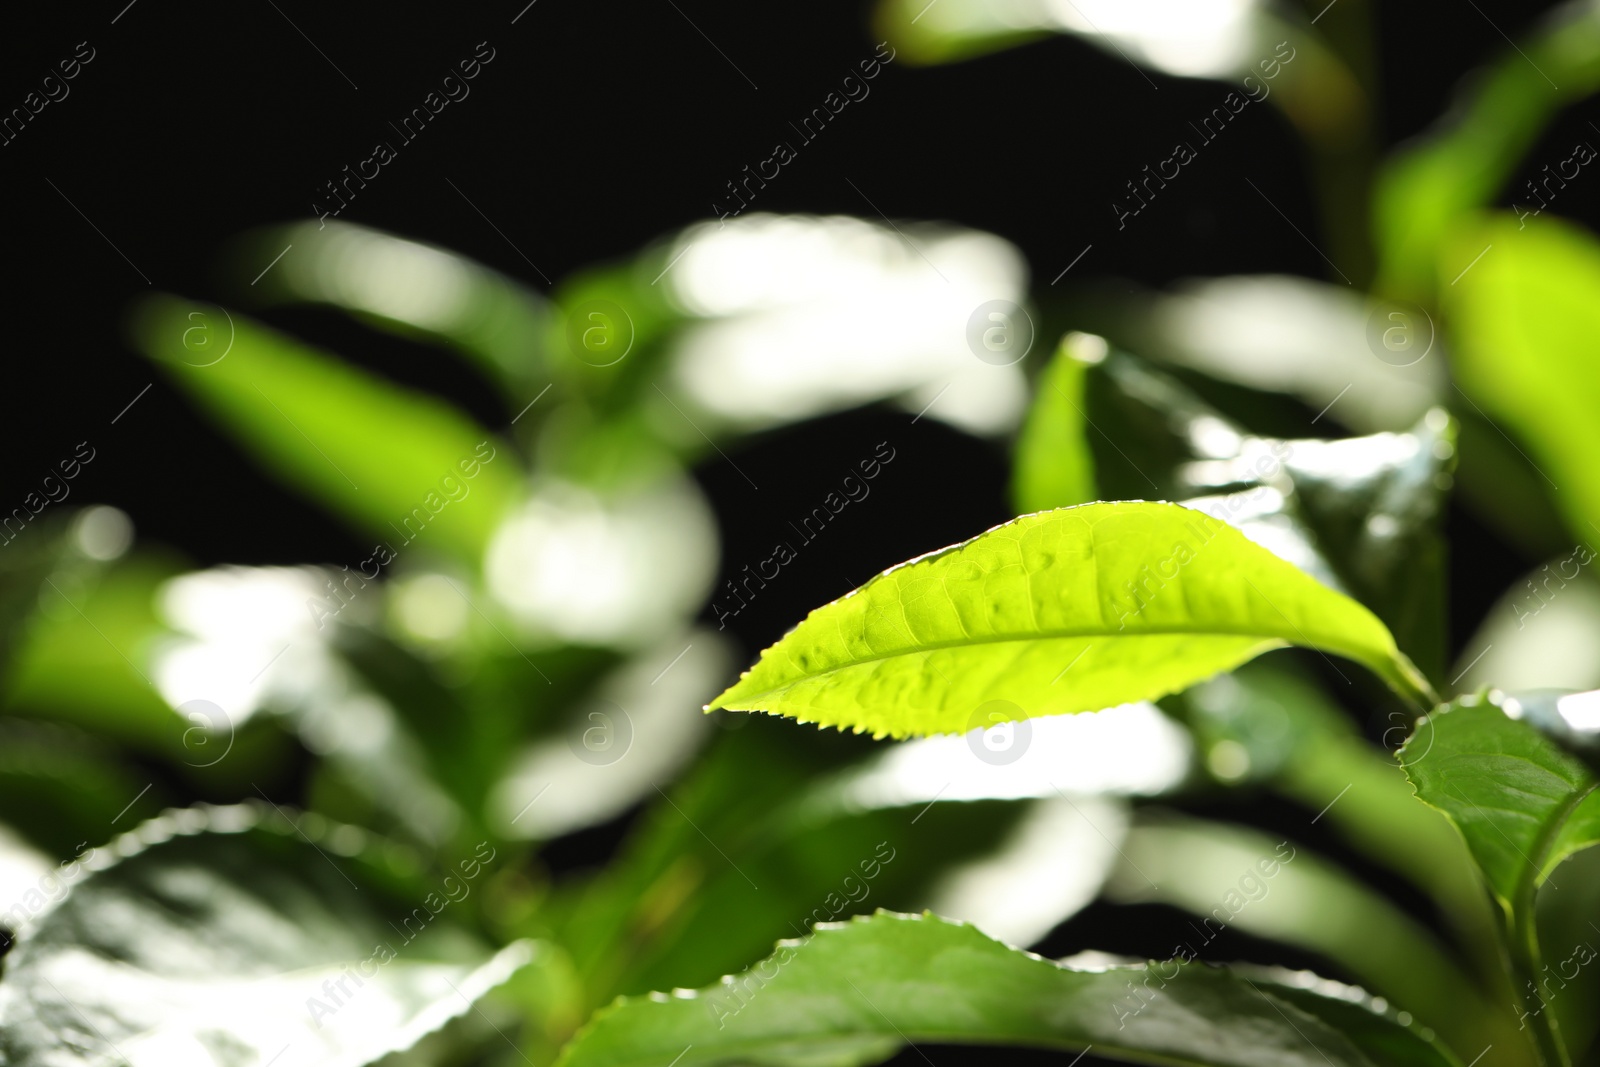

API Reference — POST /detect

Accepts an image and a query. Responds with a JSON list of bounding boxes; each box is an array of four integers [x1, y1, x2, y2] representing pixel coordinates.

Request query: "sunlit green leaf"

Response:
[[0, 805, 545, 1067], [1011, 332, 1097, 514], [1445, 214, 1600, 545], [130, 295, 523, 567], [555, 910, 1456, 1067], [708, 502, 1434, 738]]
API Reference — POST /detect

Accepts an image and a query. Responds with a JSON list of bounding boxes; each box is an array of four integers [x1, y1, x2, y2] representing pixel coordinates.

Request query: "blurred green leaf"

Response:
[[245, 220, 551, 393], [130, 295, 522, 568], [873, 0, 1047, 65], [1081, 346, 1226, 502], [1452, 407, 1569, 559], [486, 635, 729, 845], [1375, 3, 1600, 297], [1279, 412, 1456, 685], [546, 717, 883, 1001], [709, 502, 1435, 737], [333, 628, 616, 832], [3, 552, 181, 753], [554, 910, 1457, 1067], [1445, 214, 1600, 546], [1072, 278, 1443, 437], [549, 258, 682, 386], [1183, 663, 1503, 984], [1107, 811, 1515, 1058], [1529, 844, 1600, 1061], [1066, 345, 1452, 680], [0, 805, 545, 1067], [618, 793, 1023, 1000], [0, 719, 149, 858], [1011, 333, 1098, 514], [0, 519, 70, 682]]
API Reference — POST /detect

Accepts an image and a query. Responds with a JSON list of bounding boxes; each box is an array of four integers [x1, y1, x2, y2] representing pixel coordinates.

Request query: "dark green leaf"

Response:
[[1278, 411, 1456, 684], [1402, 695, 1600, 914], [1082, 346, 1235, 503], [0, 719, 151, 858], [1401, 695, 1600, 1065], [555, 910, 1457, 1067], [0, 518, 70, 683]]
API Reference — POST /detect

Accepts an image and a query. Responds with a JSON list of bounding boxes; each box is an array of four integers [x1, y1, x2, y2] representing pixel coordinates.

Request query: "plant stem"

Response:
[[1510, 880, 1571, 1067]]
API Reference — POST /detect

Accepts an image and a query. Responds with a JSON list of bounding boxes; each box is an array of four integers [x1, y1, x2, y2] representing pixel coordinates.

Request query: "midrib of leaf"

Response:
[[736, 621, 1415, 705], [767, 625, 1285, 674]]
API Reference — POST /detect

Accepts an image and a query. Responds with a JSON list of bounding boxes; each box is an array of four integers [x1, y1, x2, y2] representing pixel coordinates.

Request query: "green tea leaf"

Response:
[[0, 805, 544, 1067], [130, 295, 522, 567], [1400, 696, 1600, 916], [708, 502, 1434, 737], [1445, 214, 1600, 545], [555, 910, 1456, 1067], [1011, 332, 1098, 514]]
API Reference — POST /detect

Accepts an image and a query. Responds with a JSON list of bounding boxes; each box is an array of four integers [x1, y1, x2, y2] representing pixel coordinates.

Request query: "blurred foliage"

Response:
[[1445, 214, 1600, 545]]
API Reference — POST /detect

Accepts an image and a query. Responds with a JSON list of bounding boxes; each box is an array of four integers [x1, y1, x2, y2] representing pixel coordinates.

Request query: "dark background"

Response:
[[0, 0, 1571, 568], [1, 2, 1588, 1060]]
